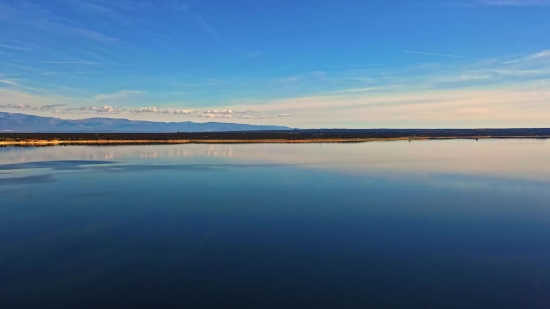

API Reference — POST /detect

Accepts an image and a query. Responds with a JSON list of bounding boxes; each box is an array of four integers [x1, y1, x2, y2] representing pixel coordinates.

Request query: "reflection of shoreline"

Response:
[[1, 139, 549, 183], [0, 145, 237, 161], [1, 136, 549, 146]]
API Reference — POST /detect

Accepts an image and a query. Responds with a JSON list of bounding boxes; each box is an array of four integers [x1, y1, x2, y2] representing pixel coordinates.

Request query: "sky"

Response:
[[0, 0, 549, 128]]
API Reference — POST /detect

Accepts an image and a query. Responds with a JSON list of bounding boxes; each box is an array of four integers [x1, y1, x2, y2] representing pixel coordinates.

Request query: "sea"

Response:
[[1, 139, 549, 309]]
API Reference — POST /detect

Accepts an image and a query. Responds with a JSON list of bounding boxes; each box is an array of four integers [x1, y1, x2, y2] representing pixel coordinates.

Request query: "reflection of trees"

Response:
[[1, 141, 550, 183], [0, 145, 235, 163]]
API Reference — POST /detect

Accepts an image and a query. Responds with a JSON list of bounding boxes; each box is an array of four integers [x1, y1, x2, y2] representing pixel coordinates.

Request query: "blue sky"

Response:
[[0, 0, 549, 128]]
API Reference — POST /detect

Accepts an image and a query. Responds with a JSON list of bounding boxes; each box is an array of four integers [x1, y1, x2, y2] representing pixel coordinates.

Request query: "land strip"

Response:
[[0, 129, 548, 146]]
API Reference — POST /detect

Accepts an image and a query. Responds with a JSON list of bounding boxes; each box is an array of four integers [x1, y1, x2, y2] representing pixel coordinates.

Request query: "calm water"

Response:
[[1, 140, 550, 309]]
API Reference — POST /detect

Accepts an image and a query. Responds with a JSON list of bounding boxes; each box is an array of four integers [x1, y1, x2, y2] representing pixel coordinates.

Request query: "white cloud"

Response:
[[129, 107, 159, 113], [128, 107, 196, 115], [239, 115, 267, 119], [0, 103, 32, 110], [429, 73, 493, 84], [204, 109, 233, 114], [491, 69, 543, 76], [65, 105, 123, 114], [530, 50, 550, 59], [200, 113, 233, 118], [0, 79, 19, 86], [200, 109, 260, 118], [0, 103, 66, 112], [162, 109, 196, 114], [235, 110, 258, 114], [95, 90, 144, 101], [278, 114, 293, 118]]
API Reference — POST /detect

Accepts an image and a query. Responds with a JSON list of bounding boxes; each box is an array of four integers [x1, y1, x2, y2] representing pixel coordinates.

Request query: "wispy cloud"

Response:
[[205, 49, 550, 126], [34, 61, 104, 65], [278, 76, 300, 84], [331, 86, 403, 94], [169, 2, 221, 39], [0, 103, 32, 110], [239, 115, 267, 119], [66, 108, 258, 118], [39, 104, 67, 111], [0, 79, 19, 86], [428, 73, 493, 84], [204, 109, 233, 115], [0, 102, 66, 112], [162, 109, 196, 115], [11, 60, 107, 65], [478, 0, 550, 6], [235, 110, 258, 114], [65, 105, 124, 114], [207, 78, 230, 85], [245, 51, 263, 58], [0, 43, 31, 51], [65, 0, 115, 15], [128, 107, 160, 113], [0, 2, 118, 44], [403, 50, 470, 59], [530, 50, 550, 59], [201, 109, 257, 115], [2, 48, 549, 127], [128, 107, 196, 114], [42, 70, 125, 76], [203, 109, 234, 116], [200, 113, 233, 118], [326, 64, 384, 68], [95, 90, 144, 101]]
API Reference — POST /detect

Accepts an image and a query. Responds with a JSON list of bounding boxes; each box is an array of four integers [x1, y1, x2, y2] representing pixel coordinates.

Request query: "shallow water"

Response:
[[1, 140, 549, 309]]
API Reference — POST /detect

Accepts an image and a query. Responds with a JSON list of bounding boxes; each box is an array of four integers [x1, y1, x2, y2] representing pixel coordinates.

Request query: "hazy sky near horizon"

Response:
[[0, 0, 549, 128]]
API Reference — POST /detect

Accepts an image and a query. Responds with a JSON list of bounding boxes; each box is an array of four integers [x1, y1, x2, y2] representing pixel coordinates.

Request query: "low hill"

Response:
[[0, 112, 290, 133]]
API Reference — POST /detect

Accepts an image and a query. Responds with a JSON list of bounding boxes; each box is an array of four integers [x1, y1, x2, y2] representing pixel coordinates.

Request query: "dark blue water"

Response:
[[1, 141, 549, 308]]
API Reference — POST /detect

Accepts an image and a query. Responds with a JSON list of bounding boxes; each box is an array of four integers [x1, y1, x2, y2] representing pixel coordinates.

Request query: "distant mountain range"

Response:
[[0, 112, 291, 133]]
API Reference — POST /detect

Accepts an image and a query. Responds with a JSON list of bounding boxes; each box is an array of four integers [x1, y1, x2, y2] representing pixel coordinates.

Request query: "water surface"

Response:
[[1, 140, 549, 308]]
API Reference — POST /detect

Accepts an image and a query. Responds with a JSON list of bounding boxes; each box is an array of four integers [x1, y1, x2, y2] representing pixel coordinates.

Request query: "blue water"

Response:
[[1, 141, 549, 308]]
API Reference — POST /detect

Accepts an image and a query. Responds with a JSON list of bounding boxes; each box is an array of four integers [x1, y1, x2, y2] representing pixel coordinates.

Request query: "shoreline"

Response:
[[0, 136, 548, 146]]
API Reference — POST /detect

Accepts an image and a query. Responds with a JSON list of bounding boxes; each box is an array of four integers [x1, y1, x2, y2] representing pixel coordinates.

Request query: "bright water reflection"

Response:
[[1, 139, 549, 308]]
